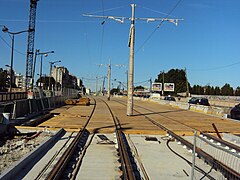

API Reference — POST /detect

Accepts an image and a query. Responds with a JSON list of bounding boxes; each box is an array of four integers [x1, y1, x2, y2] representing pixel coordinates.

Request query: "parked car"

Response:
[[188, 97, 210, 106], [230, 103, 240, 120], [164, 96, 176, 101]]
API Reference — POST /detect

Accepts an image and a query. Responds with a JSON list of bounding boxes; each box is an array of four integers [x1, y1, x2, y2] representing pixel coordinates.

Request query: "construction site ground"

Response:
[[36, 96, 240, 136]]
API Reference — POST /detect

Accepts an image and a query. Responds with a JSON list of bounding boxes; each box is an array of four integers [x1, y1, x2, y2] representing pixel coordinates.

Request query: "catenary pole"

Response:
[[108, 60, 111, 100], [83, 4, 183, 115], [127, 4, 135, 116]]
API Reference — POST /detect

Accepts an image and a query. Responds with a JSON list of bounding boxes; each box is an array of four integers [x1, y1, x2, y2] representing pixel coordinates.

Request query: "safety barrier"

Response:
[[144, 98, 233, 118], [0, 92, 27, 102], [0, 96, 70, 121], [163, 100, 232, 117]]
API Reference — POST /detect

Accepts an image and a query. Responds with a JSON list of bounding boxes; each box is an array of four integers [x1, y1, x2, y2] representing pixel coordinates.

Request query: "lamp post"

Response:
[[37, 50, 54, 89], [49, 60, 61, 90], [2, 26, 31, 99]]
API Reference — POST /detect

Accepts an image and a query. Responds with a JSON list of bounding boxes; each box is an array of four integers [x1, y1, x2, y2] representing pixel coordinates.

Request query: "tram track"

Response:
[[1, 96, 239, 179], [46, 97, 97, 179], [44, 97, 142, 180], [111, 98, 240, 179]]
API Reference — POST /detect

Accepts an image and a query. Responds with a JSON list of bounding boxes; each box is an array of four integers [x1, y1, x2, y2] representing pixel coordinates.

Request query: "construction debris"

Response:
[[64, 98, 90, 106]]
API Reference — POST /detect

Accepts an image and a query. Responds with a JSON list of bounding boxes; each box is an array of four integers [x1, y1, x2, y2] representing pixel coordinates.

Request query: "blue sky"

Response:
[[0, 0, 240, 91]]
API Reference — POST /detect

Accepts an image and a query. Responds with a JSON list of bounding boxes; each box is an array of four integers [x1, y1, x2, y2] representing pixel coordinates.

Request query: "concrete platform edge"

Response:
[[0, 128, 65, 180]]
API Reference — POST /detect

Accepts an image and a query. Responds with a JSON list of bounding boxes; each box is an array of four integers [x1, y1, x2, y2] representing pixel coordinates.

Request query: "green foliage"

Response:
[[155, 68, 238, 96], [134, 85, 145, 90], [221, 83, 234, 96], [0, 69, 7, 91], [191, 85, 204, 95], [155, 69, 187, 95], [36, 76, 55, 90], [235, 87, 240, 96], [215, 86, 221, 95], [110, 88, 119, 95]]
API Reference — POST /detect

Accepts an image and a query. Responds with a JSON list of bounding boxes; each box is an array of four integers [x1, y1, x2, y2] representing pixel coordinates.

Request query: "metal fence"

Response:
[[196, 134, 240, 179], [0, 92, 27, 102]]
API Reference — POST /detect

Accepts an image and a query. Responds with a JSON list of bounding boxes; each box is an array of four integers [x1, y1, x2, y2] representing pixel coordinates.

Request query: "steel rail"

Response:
[[112, 98, 240, 179], [200, 132, 240, 153], [113, 99, 196, 131], [35, 131, 75, 180], [99, 98, 135, 180], [47, 97, 96, 180], [167, 130, 240, 180]]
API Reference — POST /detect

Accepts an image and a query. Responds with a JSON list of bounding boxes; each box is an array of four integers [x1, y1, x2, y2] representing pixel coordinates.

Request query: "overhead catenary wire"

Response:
[[135, 0, 183, 54], [188, 60, 240, 71], [84, 5, 128, 16], [99, 0, 105, 65], [134, 79, 150, 85], [0, 35, 26, 56], [138, 4, 178, 18]]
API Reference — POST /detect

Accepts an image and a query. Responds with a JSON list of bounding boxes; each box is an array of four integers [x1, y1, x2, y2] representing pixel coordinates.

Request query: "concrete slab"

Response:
[[127, 134, 224, 179], [77, 133, 121, 179]]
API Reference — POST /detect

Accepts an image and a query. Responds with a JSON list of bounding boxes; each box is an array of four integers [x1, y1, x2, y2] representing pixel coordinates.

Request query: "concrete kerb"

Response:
[[2, 97, 66, 125], [12, 100, 30, 119], [146, 98, 231, 118], [0, 128, 66, 180]]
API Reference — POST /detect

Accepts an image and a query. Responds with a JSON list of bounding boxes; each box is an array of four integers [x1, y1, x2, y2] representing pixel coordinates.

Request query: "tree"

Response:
[[205, 85, 211, 95], [36, 76, 55, 90], [214, 86, 221, 95], [155, 69, 187, 95], [0, 69, 7, 92], [235, 87, 240, 96], [134, 85, 145, 91], [190, 85, 204, 95], [110, 88, 119, 95], [221, 83, 234, 96]]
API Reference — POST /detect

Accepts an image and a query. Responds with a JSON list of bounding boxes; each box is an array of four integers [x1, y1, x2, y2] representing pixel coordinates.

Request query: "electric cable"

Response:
[[200, 165, 214, 180], [134, 79, 149, 85], [84, 5, 128, 15], [135, 0, 183, 54], [138, 4, 178, 18], [166, 139, 215, 180], [94, 0, 105, 77], [0, 35, 26, 55], [188, 60, 240, 71]]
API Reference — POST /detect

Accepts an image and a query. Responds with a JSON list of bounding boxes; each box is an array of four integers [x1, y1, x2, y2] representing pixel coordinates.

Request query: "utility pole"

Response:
[[48, 60, 61, 90], [97, 60, 125, 101], [162, 70, 164, 96], [185, 67, 189, 97], [31, 49, 39, 90], [127, 4, 135, 115], [149, 78, 152, 93], [107, 62, 111, 100], [126, 70, 128, 92], [96, 75, 98, 95], [83, 4, 183, 116]]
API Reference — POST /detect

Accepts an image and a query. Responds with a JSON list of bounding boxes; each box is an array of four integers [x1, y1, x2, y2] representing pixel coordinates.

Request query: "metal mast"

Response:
[[83, 4, 183, 115], [107, 61, 111, 100], [97, 61, 125, 101], [127, 4, 135, 116], [26, 0, 39, 91]]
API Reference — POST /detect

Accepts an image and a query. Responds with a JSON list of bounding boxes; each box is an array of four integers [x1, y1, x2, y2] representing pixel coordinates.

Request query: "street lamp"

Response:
[[37, 50, 54, 89], [2, 25, 32, 99], [49, 60, 61, 90]]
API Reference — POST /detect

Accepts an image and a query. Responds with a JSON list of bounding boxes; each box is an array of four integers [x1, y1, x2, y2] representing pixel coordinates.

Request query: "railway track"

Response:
[[42, 97, 141, 180], [110, 98, 240, 179], [1, 96, 239, 179]]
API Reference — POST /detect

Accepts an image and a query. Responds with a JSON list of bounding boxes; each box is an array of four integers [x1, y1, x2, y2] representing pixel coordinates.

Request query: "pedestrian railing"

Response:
[[0, 92, 27, 102]]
